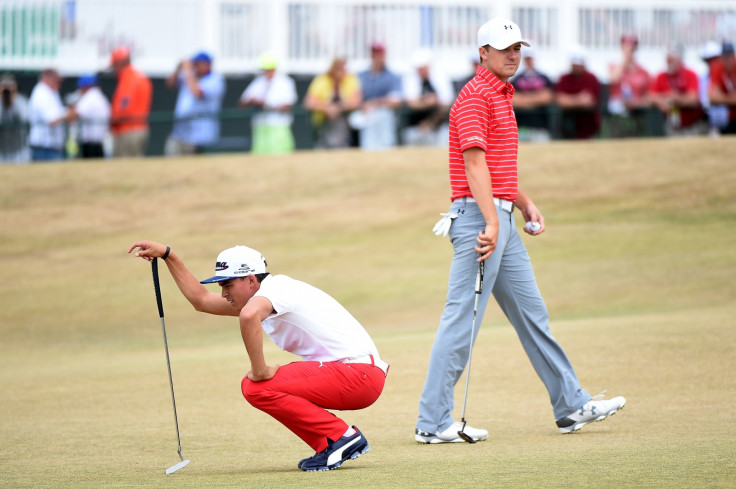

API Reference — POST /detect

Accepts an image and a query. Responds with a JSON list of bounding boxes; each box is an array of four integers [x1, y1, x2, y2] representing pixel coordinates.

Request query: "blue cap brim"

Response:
[[200, 276, 234, 284]]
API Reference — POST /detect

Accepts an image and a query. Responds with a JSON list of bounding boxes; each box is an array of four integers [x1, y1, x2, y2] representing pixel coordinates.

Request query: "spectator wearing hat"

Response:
[[239, 51, 298, 155], [555, 47, 602, 139], [28, 68, 72, 162], [70, 74, 110, 159], [607, 35, 651, 138], [709, 41, 736, 135], [109, 46, 153, 157], [165, 51, 225, 156], [351, 42, 402, 150], [651, 46, 706, 137], [700, 41, 729, 137], [303, 57, 362, 149], [511, 46, 554, 142], [401, 48, 454, 146], [0, 73, 30, 163]]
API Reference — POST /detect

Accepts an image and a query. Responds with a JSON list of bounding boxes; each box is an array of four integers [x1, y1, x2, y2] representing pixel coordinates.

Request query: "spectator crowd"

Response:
[[1, 37, 735, 164]]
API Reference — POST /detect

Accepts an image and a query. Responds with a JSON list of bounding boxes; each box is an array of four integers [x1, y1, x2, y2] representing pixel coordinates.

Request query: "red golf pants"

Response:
[[241, 360, 386, 452]]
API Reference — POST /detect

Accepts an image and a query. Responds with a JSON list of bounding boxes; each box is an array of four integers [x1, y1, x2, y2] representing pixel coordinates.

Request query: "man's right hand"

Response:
[[128, 241, 167, 262], [474, 223, 498, 262]]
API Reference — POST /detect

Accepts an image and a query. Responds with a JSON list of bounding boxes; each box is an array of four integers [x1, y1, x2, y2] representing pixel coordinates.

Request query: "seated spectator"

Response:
[[454, 49, 481, 95], [709, 41, 736, 135], [0, 73, 30, 163], [110, 47, 152, 157], [350, 42, 402, 150], [303, 57, 362, 149], [651, 45, 706, 137], [511, 46, 554, 142], [165, 51, 225, 156], [401, 48, 453, 146], [555, 48, 601, 139], [28, 68, 71, 162], [699, 41, 729, 137], [240, 51, 297, 155], [607, 35, 651, 138]]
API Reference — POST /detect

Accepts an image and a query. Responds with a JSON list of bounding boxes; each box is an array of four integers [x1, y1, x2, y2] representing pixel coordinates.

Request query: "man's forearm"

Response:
[[240, 314, 268, 376], [164, 250, 235, 315], [464, 148, 497, 226]]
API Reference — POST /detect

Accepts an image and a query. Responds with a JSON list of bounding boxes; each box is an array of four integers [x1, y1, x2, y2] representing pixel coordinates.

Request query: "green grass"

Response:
[[1, 138, 735, 488]]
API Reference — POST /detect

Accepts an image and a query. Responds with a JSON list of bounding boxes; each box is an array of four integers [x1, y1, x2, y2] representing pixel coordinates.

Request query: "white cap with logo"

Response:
[[477, 18, 530, 50], [200, 246, 267, 284]]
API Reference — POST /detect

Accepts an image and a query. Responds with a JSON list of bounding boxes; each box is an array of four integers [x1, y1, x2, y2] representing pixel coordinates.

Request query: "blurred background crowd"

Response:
[[1, 0, 735, 163]]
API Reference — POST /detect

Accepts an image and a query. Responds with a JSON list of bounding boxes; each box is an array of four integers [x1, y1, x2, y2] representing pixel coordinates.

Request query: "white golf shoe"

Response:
[[415, 421, 488, 444], [556, 395, 626, 433]]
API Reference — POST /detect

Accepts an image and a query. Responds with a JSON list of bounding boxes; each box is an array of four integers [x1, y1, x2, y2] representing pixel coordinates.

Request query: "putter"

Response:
[[458, 259, 484, 443], [151, 258, 191, 475]]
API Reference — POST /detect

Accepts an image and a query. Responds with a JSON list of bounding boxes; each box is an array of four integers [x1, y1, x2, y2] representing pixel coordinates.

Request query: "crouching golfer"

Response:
[[128, 241, 389, 471]]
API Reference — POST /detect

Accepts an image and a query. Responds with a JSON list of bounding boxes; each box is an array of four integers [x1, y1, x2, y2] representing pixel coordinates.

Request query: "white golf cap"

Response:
[[701, 40, 721, 60], [569, 45, 587, 65], [200, 246, 267, 284], [412, 48, 433, 68], [477, 18, 530, 50]]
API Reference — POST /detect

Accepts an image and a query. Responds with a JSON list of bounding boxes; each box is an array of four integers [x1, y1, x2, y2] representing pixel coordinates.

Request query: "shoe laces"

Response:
[[590, 390, 607, 402]]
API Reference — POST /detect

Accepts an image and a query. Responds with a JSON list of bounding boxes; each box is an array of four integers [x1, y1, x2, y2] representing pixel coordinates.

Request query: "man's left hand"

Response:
[[246, 364, 280, 382]]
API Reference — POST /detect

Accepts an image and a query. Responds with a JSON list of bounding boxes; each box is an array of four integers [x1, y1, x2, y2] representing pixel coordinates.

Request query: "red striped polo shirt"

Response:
[[448, 65, 518, 202]]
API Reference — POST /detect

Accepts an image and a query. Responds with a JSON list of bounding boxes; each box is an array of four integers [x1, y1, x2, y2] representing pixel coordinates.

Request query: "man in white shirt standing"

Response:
[[72, 74, 111, 159], [239, 51, 298, 154], [28, 69, 70, 162], [128, 240, 388, 472]]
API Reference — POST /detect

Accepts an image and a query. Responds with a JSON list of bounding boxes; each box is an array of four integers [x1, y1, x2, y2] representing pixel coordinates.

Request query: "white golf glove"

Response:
[[432, 212, 458, 237]]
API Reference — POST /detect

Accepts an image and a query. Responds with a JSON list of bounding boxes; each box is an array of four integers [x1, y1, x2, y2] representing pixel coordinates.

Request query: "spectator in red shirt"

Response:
[[555, 48, 601, 139], [709, 41, 736, 135], [607, 35, 651, 137], [110, 46, 152, 157], [650, 46, 705, 136]]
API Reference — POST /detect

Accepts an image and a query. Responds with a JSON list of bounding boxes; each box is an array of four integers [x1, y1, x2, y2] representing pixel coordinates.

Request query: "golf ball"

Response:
[[525, 221, 541, 232]]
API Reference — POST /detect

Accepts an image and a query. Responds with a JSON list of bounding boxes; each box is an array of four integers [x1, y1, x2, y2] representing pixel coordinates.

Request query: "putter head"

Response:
[[457, 419, 476, 444], [165, 459, 190, 474]]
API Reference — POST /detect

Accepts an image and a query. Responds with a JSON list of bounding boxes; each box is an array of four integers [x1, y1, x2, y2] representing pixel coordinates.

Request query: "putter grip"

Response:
[[475, 261, 484, 294], [152, 258, 164, 318]]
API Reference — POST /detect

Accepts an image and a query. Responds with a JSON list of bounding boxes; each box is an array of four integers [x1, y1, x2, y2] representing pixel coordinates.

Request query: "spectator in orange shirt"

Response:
[[709, 41, 736, 135], [110, 47, 152, 157]]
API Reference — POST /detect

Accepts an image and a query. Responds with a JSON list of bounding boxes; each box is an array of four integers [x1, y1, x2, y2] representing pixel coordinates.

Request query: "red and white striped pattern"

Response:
[[448, 65, 518, 203]]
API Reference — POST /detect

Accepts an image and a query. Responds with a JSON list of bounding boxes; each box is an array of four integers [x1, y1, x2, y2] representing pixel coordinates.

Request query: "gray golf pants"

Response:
[[416, 198, 590, 434]]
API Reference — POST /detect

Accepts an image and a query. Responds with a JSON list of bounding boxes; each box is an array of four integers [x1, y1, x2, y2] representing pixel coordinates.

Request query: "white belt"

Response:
[[342, 354, 389, 376], [459, 196, 515, 212]]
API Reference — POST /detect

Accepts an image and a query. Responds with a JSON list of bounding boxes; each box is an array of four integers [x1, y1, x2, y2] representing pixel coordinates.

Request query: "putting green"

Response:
[[1, 138, 734, 488]]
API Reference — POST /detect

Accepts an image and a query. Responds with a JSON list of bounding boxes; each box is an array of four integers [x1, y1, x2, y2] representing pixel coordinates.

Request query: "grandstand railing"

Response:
[[1, 97, 671, 163]]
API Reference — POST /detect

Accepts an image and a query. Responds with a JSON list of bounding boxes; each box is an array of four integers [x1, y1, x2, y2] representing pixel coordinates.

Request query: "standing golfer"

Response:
[[128, 241, 388, 471], [415, 18, 625, 444]]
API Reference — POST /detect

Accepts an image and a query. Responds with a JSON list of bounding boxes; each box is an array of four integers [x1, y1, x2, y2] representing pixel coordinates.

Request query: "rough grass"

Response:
[[1, 137, 735, 488]]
